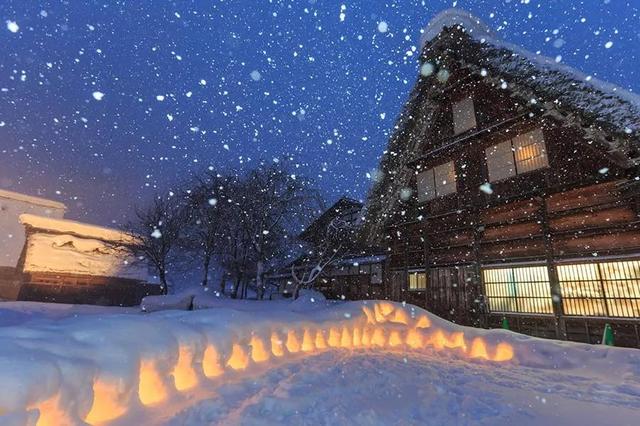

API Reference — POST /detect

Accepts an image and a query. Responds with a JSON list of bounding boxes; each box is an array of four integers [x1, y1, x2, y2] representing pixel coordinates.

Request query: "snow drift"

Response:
[[0, 300, 637, 426]]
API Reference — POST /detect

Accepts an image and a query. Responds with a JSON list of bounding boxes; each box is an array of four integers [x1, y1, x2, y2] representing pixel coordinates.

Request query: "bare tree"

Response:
[[127, 194, 186, 294], [239, 163, 321, 299], [290, 216, 356, 299], [184, 171, 230, 288]]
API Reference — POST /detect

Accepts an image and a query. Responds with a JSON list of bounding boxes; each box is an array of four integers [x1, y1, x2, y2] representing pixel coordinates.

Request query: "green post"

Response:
[[602, 323, 614, 346], [501, 317, 510, 330]]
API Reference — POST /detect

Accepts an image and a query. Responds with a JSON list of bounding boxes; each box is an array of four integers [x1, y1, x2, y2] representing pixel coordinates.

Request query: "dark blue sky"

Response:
[[1, 0, 638, 227]]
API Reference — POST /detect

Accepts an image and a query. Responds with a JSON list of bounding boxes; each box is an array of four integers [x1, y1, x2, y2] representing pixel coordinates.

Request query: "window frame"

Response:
[[482, 264, 554, 315], [485, 127, 549, 183], [416, 161, 457, 203], [452, 96, 477, 136], [407, 269, 427, 291]]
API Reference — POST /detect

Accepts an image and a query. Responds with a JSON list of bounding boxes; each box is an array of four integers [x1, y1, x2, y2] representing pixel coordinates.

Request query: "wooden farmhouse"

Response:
[[268, 197, 386, 300], [0, 190, 161, 305], [362, 10, 640, 347]]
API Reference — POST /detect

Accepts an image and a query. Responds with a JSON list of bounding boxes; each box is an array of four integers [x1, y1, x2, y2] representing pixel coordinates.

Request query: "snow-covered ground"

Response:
[[0, 296, 639, 425]]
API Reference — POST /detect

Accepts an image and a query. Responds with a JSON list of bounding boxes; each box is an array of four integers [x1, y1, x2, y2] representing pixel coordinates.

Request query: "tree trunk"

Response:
[[256, 260, 264, 300], [231, 276, 241, 299], [202, 255, 211, 287], [219, 274, 226, 296], [159, 268, 168, 295]]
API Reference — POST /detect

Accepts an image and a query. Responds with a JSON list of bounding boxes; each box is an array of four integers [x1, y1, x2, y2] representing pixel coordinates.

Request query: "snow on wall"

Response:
[[0, 300, 636, 426], [22, 233, 149, 281], [0, 197, 66, 268]]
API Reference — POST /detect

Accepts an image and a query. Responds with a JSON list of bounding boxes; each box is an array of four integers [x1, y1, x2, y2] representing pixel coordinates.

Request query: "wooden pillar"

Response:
[[423, 222, 431, 311], [472, 213, 486, 328], [539, 196, 567, 340]]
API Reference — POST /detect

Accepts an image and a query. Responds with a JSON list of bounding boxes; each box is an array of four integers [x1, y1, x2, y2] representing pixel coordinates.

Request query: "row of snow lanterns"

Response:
[[35, 303, 514, 425]]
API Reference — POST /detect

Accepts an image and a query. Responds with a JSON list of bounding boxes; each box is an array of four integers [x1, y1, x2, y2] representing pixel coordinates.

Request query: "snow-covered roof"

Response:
[[423, 8, 640, 139], [361, 9, 640, 245], [0, 189, 66, 210], [19, 214, 138, 244], [421, 8, 494, 46]]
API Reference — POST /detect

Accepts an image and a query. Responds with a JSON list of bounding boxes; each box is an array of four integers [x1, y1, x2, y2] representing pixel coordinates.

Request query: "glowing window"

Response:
[[408, 270, 427, 291], [485, 128, 548, 182], [417, 161, 456, 202], [558, 260, 640, 318], [483, 266, 553, 314], [452, 96, 477, 135], [513, 128, 548, 173]]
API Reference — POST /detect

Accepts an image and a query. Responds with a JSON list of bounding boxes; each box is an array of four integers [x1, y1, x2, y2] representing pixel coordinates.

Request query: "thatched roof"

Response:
[[361, 9, 640, 245]]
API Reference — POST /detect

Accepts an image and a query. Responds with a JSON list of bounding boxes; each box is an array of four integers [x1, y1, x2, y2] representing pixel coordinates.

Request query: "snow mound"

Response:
[[0, 300, 637, 425], [141, 294, 194, 312], [289, 289, 327, 312]]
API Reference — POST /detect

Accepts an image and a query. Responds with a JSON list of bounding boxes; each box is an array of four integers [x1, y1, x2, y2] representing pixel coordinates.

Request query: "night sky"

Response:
[[1, 0, 638, 227]]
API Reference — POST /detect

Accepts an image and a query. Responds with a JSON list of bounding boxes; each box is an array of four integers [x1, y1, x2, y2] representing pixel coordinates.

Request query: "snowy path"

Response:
[[167, 349, 640, 426], [1, 299, 639, 425]]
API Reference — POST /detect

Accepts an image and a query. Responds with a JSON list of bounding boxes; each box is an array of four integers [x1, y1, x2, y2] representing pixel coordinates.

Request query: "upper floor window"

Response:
[[417, 161, 456, 202], [452, 96, 477, 135], [485, 128, 548, 182]]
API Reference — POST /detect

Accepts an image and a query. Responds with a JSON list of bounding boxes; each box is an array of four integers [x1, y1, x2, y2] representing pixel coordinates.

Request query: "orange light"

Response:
[[388, 330, 403, 347], [328, 328, 341, 347], [172, 346, 199, 391], [85, 379, 128, 424], [226, 344, 249, 370], [301, 330, 315, 352], [315, 330, 327, 350], [391, 309, 409, 325], [361, 306, 376, 324], [468, 338, 489, 360], [202, 345, 223, 378], [270, 333, 285, 357], [286, 330, 301, 353], [360, 328, 371, 346], [32, 393, 73, 426], [139, 360, 167, 406], [493, 342, 514, 362], [250, 336, 270, 363], [352, 327, 362, 347], [372, 328, 386, 347], [405, 329, 423, 349], [340, 326, 352, 348], [445, 332, 466, 351], [373, 304, 386, 323], [415, 315, 431, 329]]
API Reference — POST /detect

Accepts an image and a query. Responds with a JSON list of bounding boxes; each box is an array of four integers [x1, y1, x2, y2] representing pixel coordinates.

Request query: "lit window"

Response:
[[417, 161, 456, 202], [558, 260, 640, 318], [408, 270, 427, 291], [513, 128, 548, 173], [452, 97, 477, 135], [485, 128, 548, 182], [483, 266, 553, 314]]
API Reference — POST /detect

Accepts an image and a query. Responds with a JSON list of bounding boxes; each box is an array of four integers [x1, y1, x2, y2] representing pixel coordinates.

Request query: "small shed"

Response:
[[0, 189, 66, 269], [14, 214, 161, 306]]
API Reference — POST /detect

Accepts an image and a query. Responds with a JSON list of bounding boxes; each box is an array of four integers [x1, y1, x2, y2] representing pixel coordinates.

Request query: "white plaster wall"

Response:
[[0, 199, 65, 268]]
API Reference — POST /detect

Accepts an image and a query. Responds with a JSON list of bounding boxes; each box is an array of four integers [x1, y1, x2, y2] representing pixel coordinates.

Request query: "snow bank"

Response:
[[0, 300, 636, 425], [140, 295, 194, 313]]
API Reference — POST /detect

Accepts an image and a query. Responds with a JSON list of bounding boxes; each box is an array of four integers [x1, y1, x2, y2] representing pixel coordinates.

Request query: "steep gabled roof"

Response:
[[299, 197, 362, 245], [362, 9, 640, 244]]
